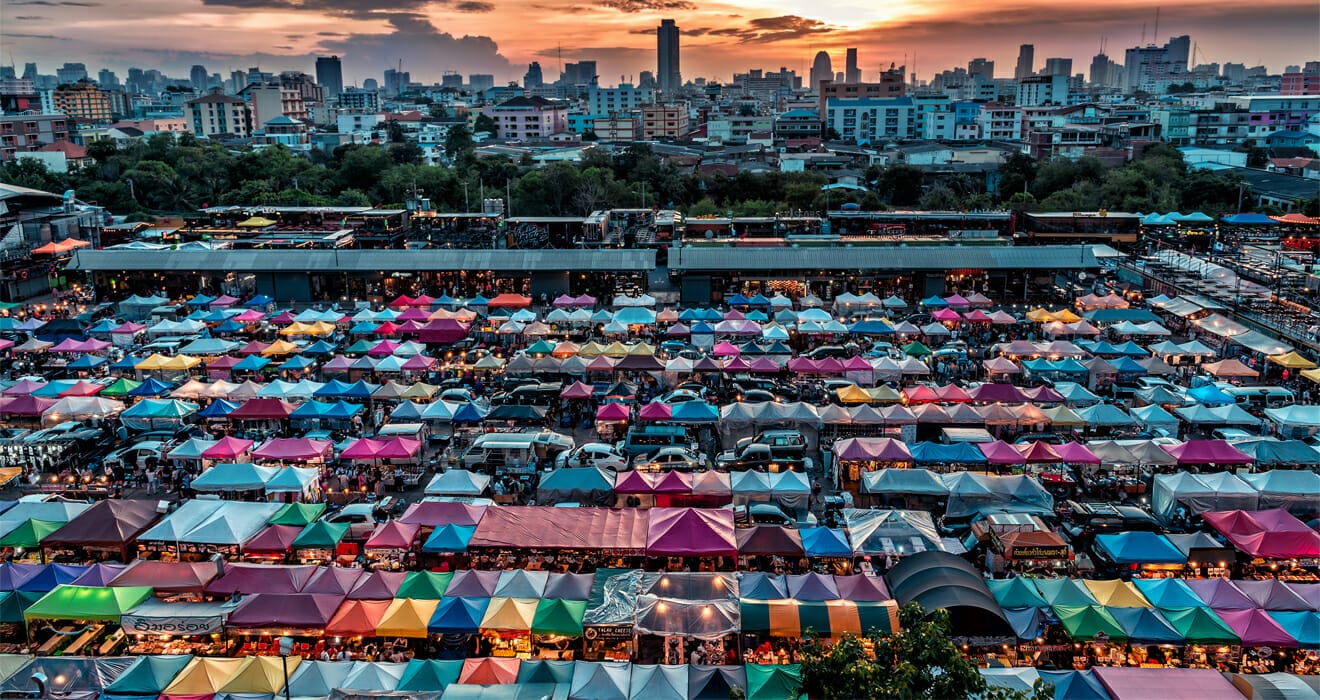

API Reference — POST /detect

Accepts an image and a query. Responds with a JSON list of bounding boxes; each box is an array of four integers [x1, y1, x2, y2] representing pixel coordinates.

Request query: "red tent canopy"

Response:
[[250, 437, 331, 462], [365, 521, 421, 549], [229, 398, 299, 420], [487, 293, 532, 309], [1162, 440, 1253, 465], [645, 507, 736, 557], [201, 436, 254, 460], [1015, 441, 1063, 464], [1203, 509, 1320, 559], [834, 437, 913, 462], [471, 506, 648, 553], [560, 382, 594, 399]]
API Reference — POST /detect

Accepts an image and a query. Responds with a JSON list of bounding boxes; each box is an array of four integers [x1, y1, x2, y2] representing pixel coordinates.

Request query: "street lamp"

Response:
[[277, 636, 294, 700]]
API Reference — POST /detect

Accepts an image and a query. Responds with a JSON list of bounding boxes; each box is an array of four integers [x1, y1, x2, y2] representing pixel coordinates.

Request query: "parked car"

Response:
[[556, 443, 628, 471]]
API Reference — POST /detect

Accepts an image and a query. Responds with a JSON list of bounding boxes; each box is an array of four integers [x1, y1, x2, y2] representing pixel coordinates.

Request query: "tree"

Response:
[[799, 603, 1051, 700], [473, 114, 498, 136], [918, 182, 962, 211], [444, 124, 475, 163], [877, 165, 924, 206]]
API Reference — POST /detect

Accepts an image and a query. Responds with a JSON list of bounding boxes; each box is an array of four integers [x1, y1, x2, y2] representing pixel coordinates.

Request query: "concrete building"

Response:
[[1089, 54, 1123, 89], [469, 74, 495, 92], [56, 63, 88, 85], [810, 52, 833, 93], [825, 96, 914, 142], [0, 114, 71, 163], [1042, 58, 1072, 77], [315, 56, 343, 99], [978, 105, 1023, 141], [968, 58, 994, 80], [588, 84, 655, 116], [1282, 64, 1320, 96], [1015, 45, 1035, 80], [244, 82, 308, 125], [253, 116, 310, 150], [640, 104, 689, 139], [1016, 75, 1070, 107], [593, 116, 639, 142], [483, 96, 567, 140], [1124, 36, 1191, 93], [657, 19, 681, 94], [524, 62, 544, 89], [50, 83, 114, 124], [817, 71, 906, 118], [336, 88, 379, 112], [774, 109, 822, 139], [186, 91, 252, 138], [845, 49, 861, 83]]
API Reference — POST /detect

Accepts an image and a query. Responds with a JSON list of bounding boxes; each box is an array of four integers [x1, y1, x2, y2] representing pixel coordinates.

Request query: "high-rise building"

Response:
[[809, 51, 833, 92], [362, 78, 379, 92], [1089, 53, 1123, 89], [1014, 45, 1035, 80], [383, 69, 410, 97], [55, 63, 88, 85], [968, 58, 994, 80], [315, 56, 343, 99], [0, 67, 14, 81], [189, 65, 208, 92], [560, 61, 597, 87], [1124, 35, 1192, 93], [524, 62, 544, 89], [1042, 58, 1072, 76], [638, 71, 656, 90], [228, 70, 247, 94], [1164, 35, 1191, 71], [845, 48, 861, 83], [97, 69, 119, 87], [22, 63, 38, 81], [657, 19, 681, 93], [469, 74, 495, 91]]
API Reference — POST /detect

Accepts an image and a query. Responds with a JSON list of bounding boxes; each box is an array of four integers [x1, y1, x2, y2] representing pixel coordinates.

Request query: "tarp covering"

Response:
[[885, 551, 1012, 640], [471, 507, 648, 553]]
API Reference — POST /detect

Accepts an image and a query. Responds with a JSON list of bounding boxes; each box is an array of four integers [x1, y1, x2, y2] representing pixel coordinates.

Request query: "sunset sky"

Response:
[[2, 0, 1317, 85]]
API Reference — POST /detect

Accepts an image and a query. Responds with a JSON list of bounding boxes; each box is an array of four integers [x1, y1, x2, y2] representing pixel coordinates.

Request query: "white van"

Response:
[[462, 432, 574, 474]]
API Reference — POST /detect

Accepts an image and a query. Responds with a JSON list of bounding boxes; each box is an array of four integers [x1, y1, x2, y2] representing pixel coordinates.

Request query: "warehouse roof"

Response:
[[670, 244, 1098, 272], [67, 248, 657, 273]]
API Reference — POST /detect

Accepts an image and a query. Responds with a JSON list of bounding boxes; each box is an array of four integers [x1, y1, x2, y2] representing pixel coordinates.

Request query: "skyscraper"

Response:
[[315, 56, 343, 98], [524, 62, 544, 89], [1042, 58, 1072, 77], [810, 51, 833, 92], [189, 64, 208, 92], [22, 63, 38, 81], [657, 19, 681, 93], [845, 48, 861, 83], [97, 69, 119, 87], [968, 58, 994, 80], [1014, 44, 1035, 80]]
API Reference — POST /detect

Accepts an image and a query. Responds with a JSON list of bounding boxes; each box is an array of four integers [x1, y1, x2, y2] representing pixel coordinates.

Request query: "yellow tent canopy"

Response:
[[1025, 309, 1055, 323], [834, 385, 873, 405], [1268, 351, 1316, 370], [237, 216, 276, 228], [304, 321, 337, 336], [376, 598, 440, 638], [279, 322, 313, 336], [163, 657, 245, 695], [627, 342, 656, 356], [866, 386, 902, 403], [134, 353, 175, 371], [601, 342, 630, 357], [1053, 309, 1082, 323], [160, 354, 202, 370], [479, 597, 538, 631], [260, 340, 301, 357], [400, 383, 438, 400], [1083, 579, 1151, 609], [221, 655, 301, 694], [1302, 368, 1320, 384], [577, 342, 606, 357]]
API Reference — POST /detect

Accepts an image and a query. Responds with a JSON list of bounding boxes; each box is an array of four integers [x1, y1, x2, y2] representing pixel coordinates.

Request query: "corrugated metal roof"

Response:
[[670, 245, 1098, 271], [67, 248, 656, 273]]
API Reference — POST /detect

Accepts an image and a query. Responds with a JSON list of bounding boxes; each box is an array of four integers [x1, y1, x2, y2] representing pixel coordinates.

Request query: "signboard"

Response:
[[121, 613, 226, 636], [584, 625, 634, 643]]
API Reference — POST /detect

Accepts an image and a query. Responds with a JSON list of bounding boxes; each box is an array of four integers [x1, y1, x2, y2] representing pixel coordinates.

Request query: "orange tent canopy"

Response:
[[32, 238, 91, 255]]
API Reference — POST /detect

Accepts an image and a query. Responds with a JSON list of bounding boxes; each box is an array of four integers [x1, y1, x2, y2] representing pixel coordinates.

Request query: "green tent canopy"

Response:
[[395, 571, 453, 600], [1052, 605, 1128, 642], [99, 378, 143, 398], [103, 654, 195, 695], [268, 503, 327, 526], [0, 590, 42, 623], [901, 341, 933, 357], [1032, 578, 1098, 607], [24, 585, 153, 622], [0, 520, 63, 549], [291, 520, 349, 549], [1159, 606, 1241, 645], [531, 598, 587, 637], [396, 659, 462, 691], [745, 664, 805, 700], [988, 578, 1048, 609]]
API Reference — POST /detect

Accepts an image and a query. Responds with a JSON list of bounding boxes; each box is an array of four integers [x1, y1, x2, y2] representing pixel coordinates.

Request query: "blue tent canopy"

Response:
[[245, 295, 274, 307], [1222, 213, 1276, 225], [1133, 578, 1204, 609], [1113, 341, 1150, 357], [1266, 611, 1320, 647], [67, 355, 108, 370], [232, 355, 271, 371], [468, 294, 490, 307], [920, 295, 948, 308], [1110, 607, 1184, 644], [421, 523, 476, 553], [427, 596, 489, 633], [727, 294, 752, 306], [451, 402, 486, 423], [111, 355, 144, 370], [301, 340, 336, 356], [314, 379, 353, 398], [1094, 531, 1187, 565], [849, 320, 894, 335], [196, 399, 240, 418], [186, 294, 215, 307], [670, 401, 718, 423], [435, 294, 456, 307], [799, 528, 852, 557], [1187, 384, 1235, 406], [689, 321, 715, 334], [278, 356, 317, 372], [127, 378, 174, 397], [1108, 357, 1148, 374], [214, 320, 245, 334], [908, 441, 989, 465], [1038, 670, 1109, 700], [350, 321, 378, 334]]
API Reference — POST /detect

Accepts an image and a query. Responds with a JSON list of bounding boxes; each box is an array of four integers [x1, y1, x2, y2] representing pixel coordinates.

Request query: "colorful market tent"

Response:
[[24, 584, 152, 622]]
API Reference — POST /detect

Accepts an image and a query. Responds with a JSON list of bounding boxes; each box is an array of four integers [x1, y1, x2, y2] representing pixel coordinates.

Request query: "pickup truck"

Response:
[[716, 443, 812, 472], [734, 430, 807, 459]]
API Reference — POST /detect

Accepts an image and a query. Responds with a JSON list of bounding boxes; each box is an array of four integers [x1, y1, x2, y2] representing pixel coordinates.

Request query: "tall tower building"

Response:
[[1014, 44, 1035, 80], [845, 48, 861, 83], [968, 58, 994, 80], [657, 19, 681, 93], [810, 51, 833, 92], [524, 62, 544, 89], [189, 65, 208, 92], [315, 56, 343, 98]]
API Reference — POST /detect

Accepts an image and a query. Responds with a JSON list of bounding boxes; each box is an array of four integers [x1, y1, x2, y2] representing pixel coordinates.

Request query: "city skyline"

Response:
[[1, 0, 1316, 85]]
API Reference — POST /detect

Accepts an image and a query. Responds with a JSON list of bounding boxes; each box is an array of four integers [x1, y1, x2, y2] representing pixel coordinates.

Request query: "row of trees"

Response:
[[1, 131, 1307, 219]]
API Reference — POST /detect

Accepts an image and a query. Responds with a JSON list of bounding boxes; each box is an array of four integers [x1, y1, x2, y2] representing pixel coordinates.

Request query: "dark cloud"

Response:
[[453, 0, 495, 11], [274, 45, 293, 49], [7, 0, 99, 5], [197, 0, 429, 19], [13, 15, 49, 20], [318, 13, 512, 79], [1, 32, 62, 39], [316, 31, 347, 36], [599, 0, 694, 10]]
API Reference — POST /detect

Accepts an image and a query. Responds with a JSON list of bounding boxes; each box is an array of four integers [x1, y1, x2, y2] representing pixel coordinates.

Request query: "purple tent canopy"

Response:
[[969, 383, 1030, 403], [1093, 667, 1241, 700], [833, 575, 891, 602], [204, 563, 318, 596], [1185, 578, 1257, 610], [1162, 440, 1254, 465], [1233, 580, 1313, 611], [834, 437, 912, 462], [1289, 583, 1320, 611], [786, 572, 841, 600], [227, 593, 345, 629], [398, 501, 487, 528], [1213, 608, 1299, 647], [979, 440, 1028, 465], [445, 569, 501, 597], [646, 507, 736, 557], [302, 567, 367, 596], [70, 563, 127, 587], [243, 524, 301, 553], [347, 570, 409, 600]]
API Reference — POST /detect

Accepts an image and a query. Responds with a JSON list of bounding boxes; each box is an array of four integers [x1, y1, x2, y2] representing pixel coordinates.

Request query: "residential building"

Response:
[[1124, 36, 1191, 93], [1150, 108, 1192, 144], [825, 96, 915, 142], [1282, 64, 1320, 96], [774, 109, 821, 139], [1089, 54, 1123, 90], [1015, 45, 1035, 80], [817, 70, 906, 117], [97, 70, 119, 88], [244, 82, 308, 125], [588, 84, 655, 115], [593, 116, 639, 142], [469, 74, 495, 91], [706, 114, 773, 142], [253, 116, 310, 150], [912, 94, 954, 140], [0, 79, 39, 113], [978, 105, 1023, 141], [640, 104, 689, 139], [186, 91, 252, 138], [336, 88, 379, 112], [315, 56, 343, 99], [657, 19, 681, 94], [0, 114, 71, 162], [1228, 95, 1320, 140], [1016, 75, 1070, 106], [50, 83, 114, 124], [336, 113, 383, 135], [483, 96, 567, 140], [845, 49, 861, 83]]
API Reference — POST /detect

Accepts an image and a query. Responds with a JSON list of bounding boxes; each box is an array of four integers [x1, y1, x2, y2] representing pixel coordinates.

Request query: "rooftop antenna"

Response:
[[1141, 23, 1146, 46], [1152, 6, 1160, 45]]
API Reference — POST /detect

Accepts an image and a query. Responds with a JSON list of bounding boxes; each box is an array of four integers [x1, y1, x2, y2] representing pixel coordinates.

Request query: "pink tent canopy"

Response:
[[615, 470, 693, 494], [979, 440, 1027, 465], [638, 402, 672, 421], [1092, 667, 1241, 700], [787, 358, 819, 373], [233, 310, 265, 323], [903, 385, 940, 404], [369, 340, 400, 356], [595, 403, 630, 422], [931, 308, 962, 322], [814, 358, 847, 374], [3, 379, 47, 396], [341, 438, 386, 460], [389, 295, 416, 308], [1213, 608, 1299, 647], [1161, 440, 1253, 465], [843, 356, 873, 371], [1053, 442, 1101, 465], [1023, 385, 1065, 403], [934, 384, 972, 403], [58, 380, 104, 397], [1015, 441, 1063, 464], [400, 355, 435, 371], [251, 437, 331, 462], [201, 436, 254, 460], [210, 294, 240, 307], [748, 358, 781, 373], [943, 294, 970, 307], [834, 437, 913, 462], [645, 507, 736, 557], [377, 437, 422, 460], [559, 382, 594, 399], [1202, 509, 1320, 559], [0, 395, 56, 416], [963, 309, 992, 322], [722, 357, 751, 372], [229, 398, 299, 420], [238, 340, 269, 355], [711, 341, 740, 357], [365, 521, 421, 549], [244, 524, 301, 553], [399, 501, 487, 527], [969, 383, 1030, 403]]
